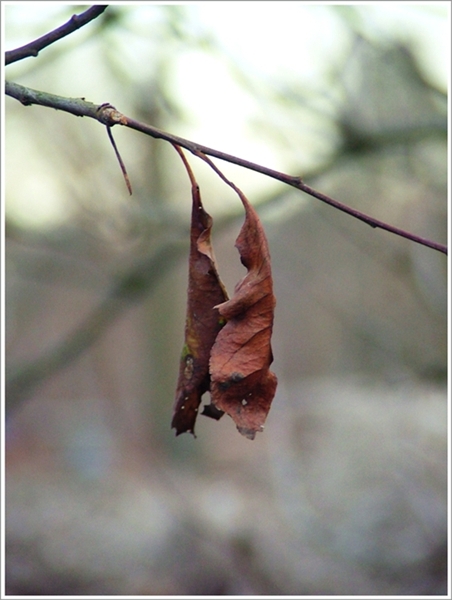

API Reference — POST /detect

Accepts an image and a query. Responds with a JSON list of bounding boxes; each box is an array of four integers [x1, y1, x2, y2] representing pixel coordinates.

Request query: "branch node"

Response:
[[96, 103, 128, 127]]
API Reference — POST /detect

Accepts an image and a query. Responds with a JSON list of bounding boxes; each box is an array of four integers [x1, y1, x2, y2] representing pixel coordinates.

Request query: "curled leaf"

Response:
[[209, 192, 277, 440], [172, 147, 228, 436]]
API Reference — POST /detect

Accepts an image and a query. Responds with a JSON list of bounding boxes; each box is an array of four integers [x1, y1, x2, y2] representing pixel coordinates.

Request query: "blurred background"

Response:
[[4, 3, 448, 595]]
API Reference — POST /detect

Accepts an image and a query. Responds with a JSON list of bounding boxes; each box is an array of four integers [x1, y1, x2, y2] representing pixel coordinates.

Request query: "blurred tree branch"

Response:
[[5, 237, 185, 415]]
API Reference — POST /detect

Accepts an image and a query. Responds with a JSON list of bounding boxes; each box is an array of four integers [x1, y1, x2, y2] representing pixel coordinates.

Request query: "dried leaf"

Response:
[[209, 194, 277, 439], [172, 148, 228, 436]]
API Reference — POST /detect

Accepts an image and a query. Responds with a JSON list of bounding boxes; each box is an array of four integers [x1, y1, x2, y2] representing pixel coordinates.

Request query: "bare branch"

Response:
[[5, 238, 185, 416], [5, 5, 108, 66], [5, 80, 101, 116], [5, 81, 447, 256]]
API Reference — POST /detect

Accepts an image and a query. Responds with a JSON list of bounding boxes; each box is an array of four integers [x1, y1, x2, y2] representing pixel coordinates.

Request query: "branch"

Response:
[[5, 5, 108, 66], [5, 81, 447, 256], [5, 238, 185, 416]]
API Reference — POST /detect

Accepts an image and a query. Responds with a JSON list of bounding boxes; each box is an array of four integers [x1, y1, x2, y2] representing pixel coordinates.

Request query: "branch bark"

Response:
[[5, 81, 447, 255], [4, 5, 108, 65]]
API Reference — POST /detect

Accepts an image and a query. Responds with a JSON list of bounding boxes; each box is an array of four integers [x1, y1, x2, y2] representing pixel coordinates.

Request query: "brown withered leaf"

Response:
[[172, 147, 228, 436], [209, 190, 277, 440]]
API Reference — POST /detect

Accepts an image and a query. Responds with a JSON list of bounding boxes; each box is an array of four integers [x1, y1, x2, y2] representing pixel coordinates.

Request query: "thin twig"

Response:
[[106, 126, 132, 195], [123, 115, 449, 256], [5, 81, 447, 256], [5, 5, 108, 65]]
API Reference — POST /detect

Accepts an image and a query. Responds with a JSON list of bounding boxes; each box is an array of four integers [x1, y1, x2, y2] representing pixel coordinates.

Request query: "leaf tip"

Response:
[[236, 425, 261, 440], [173, 426, 197, 439]]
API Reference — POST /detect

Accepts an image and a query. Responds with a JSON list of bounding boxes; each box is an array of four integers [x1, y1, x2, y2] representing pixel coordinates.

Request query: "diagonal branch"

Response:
[[5, 81, 447, 256], [5, 238, 185, 416], [5, 5, 108, 66]]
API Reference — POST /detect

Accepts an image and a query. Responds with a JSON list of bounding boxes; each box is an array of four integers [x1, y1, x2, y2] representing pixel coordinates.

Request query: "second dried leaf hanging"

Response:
[[209, 179, 277, 439]]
